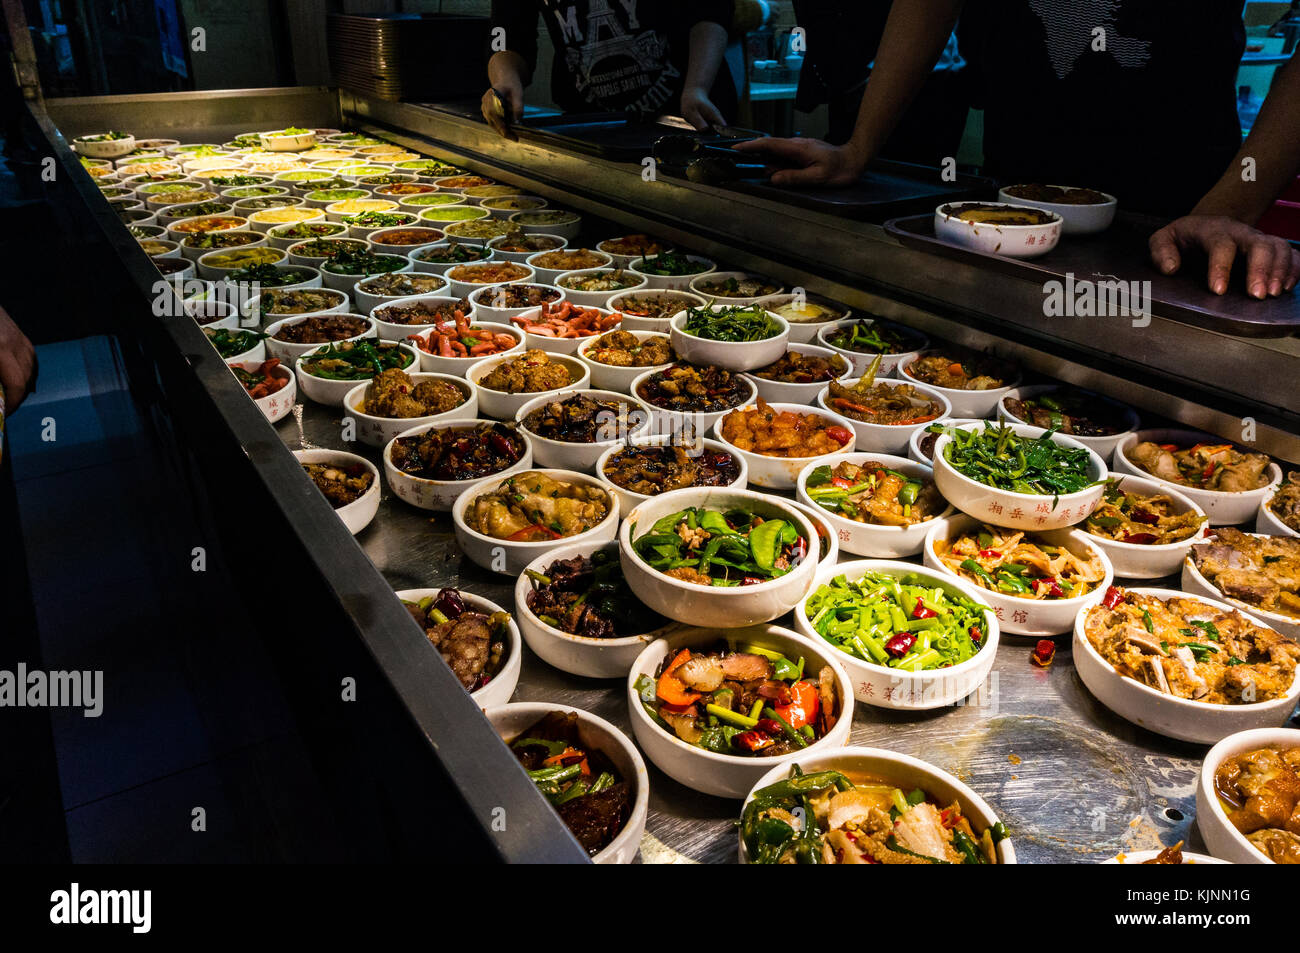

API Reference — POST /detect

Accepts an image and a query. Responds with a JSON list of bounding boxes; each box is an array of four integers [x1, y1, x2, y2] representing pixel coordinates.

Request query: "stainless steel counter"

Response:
[[36, 86, 1295, 863]]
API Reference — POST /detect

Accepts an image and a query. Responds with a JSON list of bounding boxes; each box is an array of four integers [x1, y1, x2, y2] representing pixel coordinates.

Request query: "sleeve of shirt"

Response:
[[491, 0, 540, 76]]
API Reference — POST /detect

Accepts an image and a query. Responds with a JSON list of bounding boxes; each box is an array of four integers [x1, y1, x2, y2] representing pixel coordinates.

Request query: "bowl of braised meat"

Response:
[[396, 587, 520, 708], [515, 389, 652, 472], [344, 368, 476, 447], [293, 449, 380, 534], [898, 349, 1021, 419], [597, 437, 746, 512], [999, 385, 1139, 459], [1197, 727, 1300, 864], [384, 419, 533, 511]]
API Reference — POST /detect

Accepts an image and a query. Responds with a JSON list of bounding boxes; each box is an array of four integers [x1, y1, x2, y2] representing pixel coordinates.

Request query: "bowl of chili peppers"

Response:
[[227, 357, 295, 423]]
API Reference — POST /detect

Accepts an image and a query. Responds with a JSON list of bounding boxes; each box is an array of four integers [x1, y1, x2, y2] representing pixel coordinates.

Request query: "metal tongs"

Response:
[[651, 133, 775, 185]]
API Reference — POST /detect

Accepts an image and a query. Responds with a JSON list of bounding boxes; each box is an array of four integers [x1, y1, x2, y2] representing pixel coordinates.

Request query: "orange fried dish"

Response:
[[720, 400, 854, 458]]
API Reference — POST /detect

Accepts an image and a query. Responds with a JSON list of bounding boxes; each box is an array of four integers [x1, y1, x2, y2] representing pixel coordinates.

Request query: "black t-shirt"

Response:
[[492, 0, 736, 119], [960, 0, 1245, 216]]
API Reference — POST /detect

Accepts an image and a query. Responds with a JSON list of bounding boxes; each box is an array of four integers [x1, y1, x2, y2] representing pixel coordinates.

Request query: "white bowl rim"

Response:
[[294, 341, 419, 381], [931, 420, 1109, 506], [712, 400, 859, 463], [594, 434, 749, 504], [794, 452, 954, 537], [466, 350, 589, 393], [896, 348, 1024, 395], [342, 372, 475, 425], [453, 467, 620, 550], [815, 374, 953, 428], [629, 364, 758, 416], [382, 417, 533, 486], [1197, 725, 1300, 864], [935, 200, 1064, 228], [1078, 473, 1208, 553], [514, 388, 654, 448], [1113, 429, 1284, 500]]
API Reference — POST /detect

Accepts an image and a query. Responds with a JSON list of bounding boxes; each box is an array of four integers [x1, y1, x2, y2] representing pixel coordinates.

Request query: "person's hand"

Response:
[[680, 86, 725, 131], [0, 306, 35, 413], [1148, 215, 1300, 298], [730, 137, 864, 187], [480, 80, 523, 140]]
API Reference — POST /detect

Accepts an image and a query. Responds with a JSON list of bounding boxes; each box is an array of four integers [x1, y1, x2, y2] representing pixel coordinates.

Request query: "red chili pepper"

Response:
[[826, 426, 854, 446], [978, 549, 1001, 559], [774, 681, 819, 730], [831, 476, 854, 489], [735, 730, 776, 752], [1102, 585, 1125, 609], [1034, 577, 1064, 598], [912, 603, 936, 619], [1121, 532, 1158, 545], [755, 718, 783, 737], [969, 626, 982, 644], [1031, 640, 1056, 667], [741, 575, 765, 586], [885, 632, 917, 658], [1129, 507, 1159, 526]]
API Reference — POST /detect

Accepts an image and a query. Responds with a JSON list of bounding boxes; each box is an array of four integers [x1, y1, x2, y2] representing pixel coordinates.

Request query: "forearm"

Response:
[[684, 21, 727, 94], [488, 50, 530, 88], [1192, 52, 1300, 224], [843, 0, 965, 167]]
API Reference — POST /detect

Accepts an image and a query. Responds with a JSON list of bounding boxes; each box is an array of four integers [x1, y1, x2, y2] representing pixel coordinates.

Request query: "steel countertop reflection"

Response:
[[274, 395, 1239, 865]]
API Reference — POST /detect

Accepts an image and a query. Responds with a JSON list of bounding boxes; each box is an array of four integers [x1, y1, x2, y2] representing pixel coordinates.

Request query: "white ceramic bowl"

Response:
[[396, 589, 521, 709], [247, 207, 326, 234], [482, 196, 548, 219], [293, 342, 419, 407], [669, 307, 788, 373], [576, 329, 675, 393], [343, 373, 478, 447], [467, 351, 590, 421], [263, 313, 374, 363], [909, 417, 979, 464], [227, 358, 296, 423], [896, 350, 1022, 420], [284, 237, 368, 268], [195, 246, 287, 281], [739, 746, 1016, 862], [265, 221, 347, 250], [509, 210, 581, 240], [1196, 726, 1300, 863], [1074, 588, 1300, 744], [74, 133, 136, 159], [222, 266, 322, 312], [1181, 533, 1300, 641], [514, 539, 681, 679], [688, 270, 784, 306], [525, 249, 613, 286], [325, 198, 398, 223], [933, 422, 1108, 530], [627, 625, 853, 799], [1257, 489, 1300, 538], [816, 318, 929, 378], [740, 343, 851, 406], [179, 229, 263, 262], [515, 388, 652, 473], [608, 289, 707, 333], [367, 291, 463, 341], [184, 296, 239, 332], [166, 213, 249, 242], [261, 130, 316, 152], [754, 292, 853, 345], [1112, 429, 1284, 527], [484, 702, 648, 863], [997, 185, 1117, 235], [408, 242, 495, 276], [293, 448, 380, 535], [344, 213, 419, 239], [1081, 473, 1209, 579], [712, 401, 857, 490], [935, 201, 1062, 258], [795, 453, 953, 558], [594, 435, 748, 514], [924, 513, 1114, 636], [487, 233, 568, 263], [1102, 849, 1227, 864], [445, 262, 535, 300], [320, 257, 411, 295], [453, 468, 620, 575], [353, 272, 452, 315], [596, 236, 675, 269], [815, 376, 951, 455], [630, 366, 757, 443], [795, 558, 999, 709], [511, 305, 620, 357], [627, 255, 716, 292], [619, 487, 820, 628], [555, 268, 647, 308], [470, 283, 566, 324], [998, 384, 1140, 461], [366, 225, 444, 256], [244, 286, 348, 324], [383, 418, 533, 511], [409, 321, 524, 375]]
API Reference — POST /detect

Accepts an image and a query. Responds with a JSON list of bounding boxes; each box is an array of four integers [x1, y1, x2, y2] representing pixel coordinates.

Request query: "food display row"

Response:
[[64, 111, 1300, 865]]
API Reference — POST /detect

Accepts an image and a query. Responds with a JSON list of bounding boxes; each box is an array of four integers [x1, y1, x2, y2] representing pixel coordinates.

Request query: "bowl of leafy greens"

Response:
[[669, 305, 788, 372]]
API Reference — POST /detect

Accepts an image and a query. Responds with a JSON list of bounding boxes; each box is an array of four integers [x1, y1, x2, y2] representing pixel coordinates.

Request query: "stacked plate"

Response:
[[327, 14, 490, 102]]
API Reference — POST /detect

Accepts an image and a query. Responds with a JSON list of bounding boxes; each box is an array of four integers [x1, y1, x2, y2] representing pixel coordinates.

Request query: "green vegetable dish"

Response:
[[203, 328, 266, 359], [802, 571, 989, 671], [681, 305, 782, 342], [635, 252, 709, 276], [631, 506, 809, 587], [824, 320, 918, 355], [743, 764, 1007, 864], [299, 340, 413, 380], [224, 264, 309, 287], [939, 421, 1100, 499]]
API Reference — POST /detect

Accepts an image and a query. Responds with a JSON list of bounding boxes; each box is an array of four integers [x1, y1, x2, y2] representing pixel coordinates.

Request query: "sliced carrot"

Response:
[[656, 648, 701, 706]]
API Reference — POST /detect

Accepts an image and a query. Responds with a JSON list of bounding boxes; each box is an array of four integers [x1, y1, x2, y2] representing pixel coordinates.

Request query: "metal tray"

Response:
[[886, 212, 1300, 339]]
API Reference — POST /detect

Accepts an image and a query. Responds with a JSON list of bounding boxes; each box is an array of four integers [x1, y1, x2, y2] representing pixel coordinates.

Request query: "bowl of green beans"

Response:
[[669, 305, 789, 372]]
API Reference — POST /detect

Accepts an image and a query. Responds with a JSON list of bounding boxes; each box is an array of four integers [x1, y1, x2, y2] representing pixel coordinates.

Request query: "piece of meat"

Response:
[[719, 653, 773, 682], [675, 655, 724, 692], [557, 782, 631, 856], [424, 612, 491, 689]]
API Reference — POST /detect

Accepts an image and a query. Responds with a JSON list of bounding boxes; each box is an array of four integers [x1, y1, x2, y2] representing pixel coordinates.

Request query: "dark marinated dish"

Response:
[[1004, 184, 1109, 204], [471, 282, 562, 309], [446, 261, 530, 285], [721, 400, 853, 458], [1213, 745, 1300, 863], [368, 227, 440, 245], [258, 288, 344, 317], [530, 249, 609, 272], [904, 353, 1014, 391], [204, 327, 266, 358], [1083, 482, 1205, 545], [614, 292, 691, 320], [299, 340, 413, 380], [289, 238, 366, 260], [940, 202, 1055, 225], [751, 350, 847, 383], [824, 320, 921, 355], [631, 506, 809, 586], [1084, 588, 1299, 704], [1004, 389, 1132, 437], [521, 394, 645, 444], [935, 524, 1107, 599], [493, 233, 564, 254], [694, 274, 783, 298], [525, 548, 668, 639], [403, 588, 508, 692], [358, 272, 447, 299], [633, 641, 840, 755], [467, 471, 610, 542], [1268, 473, 1300, 532], [272, 222, 345, 241], [1140, 842, 1186, 864], [508, 711, 631, 856], [1126, 440, 1273, 492], [181, 231, 261, 252], [744, 765, 1006, 864], [824, 357, 944, 426], [303, 460, 374, 508], [1191, 528, 1300, 620], [389, 422, 527, 481], [635, 363, 750, 413], [478, 349, 574, 393], [601, 234, 671, 258], [358, 368, 466, 418], [556, 268, 639, 293], [272, 314, 369, 344], [225, 263, 313, 288], [231, 359, 288, 399], [804, 461, 944, 527], [153, 258, 190, 276], [584, 330, 673, 367], [373, 299, 472, 326], [602, 443, 741, 496]]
